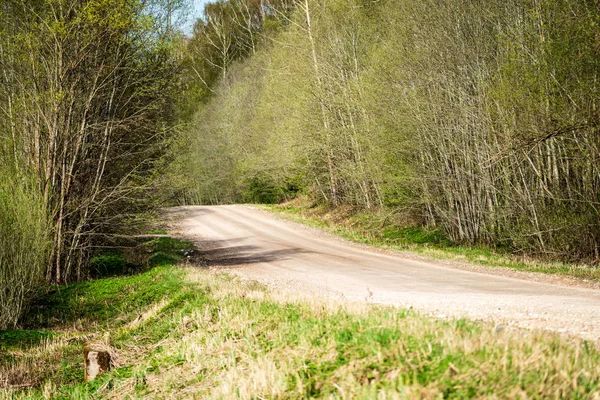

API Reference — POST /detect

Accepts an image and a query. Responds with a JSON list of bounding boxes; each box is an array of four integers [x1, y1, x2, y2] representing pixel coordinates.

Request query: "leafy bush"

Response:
[[244, 174, 290, 204], [88, 254, 135, 278], [0, 168, 49, 329]]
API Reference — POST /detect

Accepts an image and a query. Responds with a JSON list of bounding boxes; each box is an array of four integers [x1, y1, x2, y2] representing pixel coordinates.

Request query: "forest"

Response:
[[176, 0, 600, 262], [4, 0, 600, 397], [0, 0, 185, 328], [1, 0, 600, 327]]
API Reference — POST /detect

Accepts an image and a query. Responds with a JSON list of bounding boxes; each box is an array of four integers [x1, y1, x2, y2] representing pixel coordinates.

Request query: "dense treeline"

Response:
[[0, 0, 184, 327], [178, 0, 600, 263]]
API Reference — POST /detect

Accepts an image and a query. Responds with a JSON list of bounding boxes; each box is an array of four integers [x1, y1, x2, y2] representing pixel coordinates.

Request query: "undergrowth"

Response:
[[0, 235, 193, 395]]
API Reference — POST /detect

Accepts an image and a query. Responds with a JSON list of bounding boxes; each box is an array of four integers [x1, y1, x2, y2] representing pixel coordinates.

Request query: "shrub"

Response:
[[0, 168, 50, 329]]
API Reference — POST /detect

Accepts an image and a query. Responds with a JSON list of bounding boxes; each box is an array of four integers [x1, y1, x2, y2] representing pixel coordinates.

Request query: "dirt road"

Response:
[[172, 205, 600, 341]]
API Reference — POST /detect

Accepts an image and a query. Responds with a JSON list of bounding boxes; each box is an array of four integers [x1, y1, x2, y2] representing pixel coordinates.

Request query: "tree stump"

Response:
[[83, 343, 111, 382]]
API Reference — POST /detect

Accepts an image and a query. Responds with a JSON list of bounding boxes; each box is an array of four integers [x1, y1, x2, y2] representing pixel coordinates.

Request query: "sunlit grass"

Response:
[[2, 260, 600, 398]]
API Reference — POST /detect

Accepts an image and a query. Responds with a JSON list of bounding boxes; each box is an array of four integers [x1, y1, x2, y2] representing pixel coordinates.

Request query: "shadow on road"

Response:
[[195, 238, 311, 267]]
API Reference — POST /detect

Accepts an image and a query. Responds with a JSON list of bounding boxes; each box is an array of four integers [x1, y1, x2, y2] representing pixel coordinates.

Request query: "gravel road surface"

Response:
[[170, 205, 600, 341]]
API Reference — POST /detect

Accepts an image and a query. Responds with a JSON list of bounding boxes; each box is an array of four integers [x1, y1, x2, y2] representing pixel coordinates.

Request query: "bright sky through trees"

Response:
[[182, 0, 212, 35]]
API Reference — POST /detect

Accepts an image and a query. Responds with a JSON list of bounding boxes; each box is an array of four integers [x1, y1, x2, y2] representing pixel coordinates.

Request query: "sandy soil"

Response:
[[167, 205, 600, 342]]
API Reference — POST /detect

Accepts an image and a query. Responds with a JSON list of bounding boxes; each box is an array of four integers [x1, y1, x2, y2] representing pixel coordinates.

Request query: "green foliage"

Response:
[[244, 174, 300, 204], [0, 167, 50, 329], [0, 0, 185, 284], [0, 264, 188, 394], [22, 265, 185, 330], [381, 226, 451, 247], [88, 254, 134, 278], [0, 233, 192, 395], [177, 0, 600, 263], [21, 237, 190, 330], [175, 0, 297, 122], [143, 237, 189, 266]]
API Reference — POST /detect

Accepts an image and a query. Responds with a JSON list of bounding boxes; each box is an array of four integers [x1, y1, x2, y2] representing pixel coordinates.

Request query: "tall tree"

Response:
[[0, 0, 183, 284]]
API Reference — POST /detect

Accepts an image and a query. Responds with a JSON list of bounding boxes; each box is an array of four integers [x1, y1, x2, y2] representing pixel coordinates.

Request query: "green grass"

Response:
[[0, 263, 190, 395], [0, 331, 53, 351], [2, 229, 600, 398], [260, 201, 600, 283], [0, 236, 192, 396], [1, 257, 600, 398]]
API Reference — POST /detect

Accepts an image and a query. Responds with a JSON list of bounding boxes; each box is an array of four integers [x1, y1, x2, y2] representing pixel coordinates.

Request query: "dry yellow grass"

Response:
[[2, 266, 600, 399]]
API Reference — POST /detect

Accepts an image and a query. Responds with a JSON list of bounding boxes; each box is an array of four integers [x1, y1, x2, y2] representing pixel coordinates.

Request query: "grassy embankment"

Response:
[[1, 233, 600, 398], [261, 198, 600, 283]]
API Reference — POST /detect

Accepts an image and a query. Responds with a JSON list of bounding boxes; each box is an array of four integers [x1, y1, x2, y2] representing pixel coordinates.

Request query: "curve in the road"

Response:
[[173, 205, 600, 341]]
